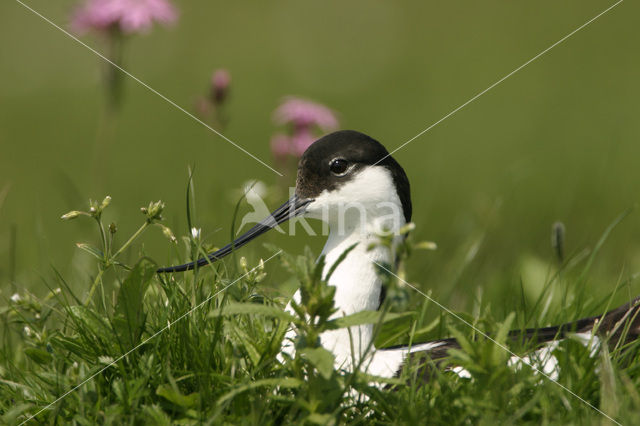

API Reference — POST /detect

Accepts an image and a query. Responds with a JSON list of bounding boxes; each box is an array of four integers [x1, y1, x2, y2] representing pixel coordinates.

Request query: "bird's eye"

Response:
[[329, 159, 349, 176]]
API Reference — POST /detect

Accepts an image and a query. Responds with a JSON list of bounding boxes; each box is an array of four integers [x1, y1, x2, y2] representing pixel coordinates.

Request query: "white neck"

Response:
[[318, 225, 395, 366], [283, 166, 409, 374]]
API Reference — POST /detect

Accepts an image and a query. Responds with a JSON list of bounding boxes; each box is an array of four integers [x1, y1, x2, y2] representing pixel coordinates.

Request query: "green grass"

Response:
[[2, 197, 640, 425], [2, 2, 640, 423]]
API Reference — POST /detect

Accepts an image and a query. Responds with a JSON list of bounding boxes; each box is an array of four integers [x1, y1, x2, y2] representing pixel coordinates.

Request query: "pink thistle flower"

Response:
[[270, 97, 339, 163], [273, 97, 339, 131], [71, 0, 178, 35]]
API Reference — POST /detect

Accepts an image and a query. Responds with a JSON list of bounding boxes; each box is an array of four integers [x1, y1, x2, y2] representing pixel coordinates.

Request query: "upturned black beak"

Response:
[[157, 195, 312, 273]]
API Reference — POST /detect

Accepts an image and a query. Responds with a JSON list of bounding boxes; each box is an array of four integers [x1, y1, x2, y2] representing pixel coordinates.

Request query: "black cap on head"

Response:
[[296, 130, 412, 222]]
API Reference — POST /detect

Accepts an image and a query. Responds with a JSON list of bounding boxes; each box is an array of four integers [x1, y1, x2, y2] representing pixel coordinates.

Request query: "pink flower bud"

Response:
[[211, 69, 231, 104]]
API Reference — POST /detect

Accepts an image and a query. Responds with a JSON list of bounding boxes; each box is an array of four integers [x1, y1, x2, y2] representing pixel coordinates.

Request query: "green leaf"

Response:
[[300, 347, 335, 380], [24, 347, 52, 365], [1, 403, 33, 426], [113, 258, 157, 349], [69, 305, 113, 343], [141, 404, 172, 426], [208, 303, 296, 322], [76, 243, 104, 260], [329, 310, 407, 329], [411, 317, 441, 337], [50, 336, 90, 358], [448, 327, 475, 358], [156, 384, 200, 409], [375, 313, 426, 348], [491, 312, 515, 365], [306, 413, 334, 425], [599, 344, 618, 418], [231, 325, 261, 366], [216, 377, 303, 406]]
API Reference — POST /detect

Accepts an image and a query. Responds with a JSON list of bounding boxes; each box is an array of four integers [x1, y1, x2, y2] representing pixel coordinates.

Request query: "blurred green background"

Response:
[[1, 0, 639, 313]]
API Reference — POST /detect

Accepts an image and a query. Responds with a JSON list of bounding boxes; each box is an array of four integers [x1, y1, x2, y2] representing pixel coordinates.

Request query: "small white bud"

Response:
[[100, 195, 112, 209], [415, 241, 438, 250], [160, 225, 177, 243], [191, 227, 201, 239], [399, 222, 416, 234], [61, 211, 82, 220]]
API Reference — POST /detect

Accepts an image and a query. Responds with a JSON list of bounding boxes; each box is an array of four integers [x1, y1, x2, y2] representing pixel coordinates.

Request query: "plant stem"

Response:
[[112, 221, 150, 260], [96, 216, 108, 257], [85, 267, 105, 305]]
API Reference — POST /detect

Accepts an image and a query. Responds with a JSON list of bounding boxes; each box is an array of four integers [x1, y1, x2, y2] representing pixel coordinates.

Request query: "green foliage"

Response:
[[112, 258, 157, 350], [2, 199, 640, 425]]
